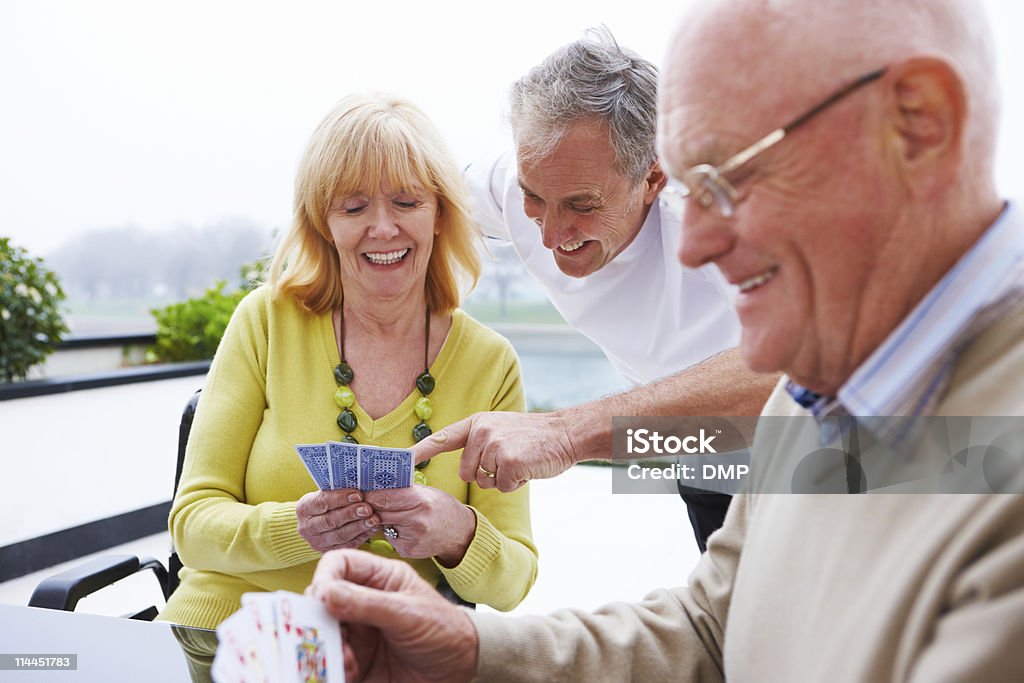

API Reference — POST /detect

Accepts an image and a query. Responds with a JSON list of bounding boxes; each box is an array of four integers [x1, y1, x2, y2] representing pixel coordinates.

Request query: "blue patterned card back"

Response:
[[327, 441, 359, 490], [358, 445, 413, 491], [294, 444, 331, 490]]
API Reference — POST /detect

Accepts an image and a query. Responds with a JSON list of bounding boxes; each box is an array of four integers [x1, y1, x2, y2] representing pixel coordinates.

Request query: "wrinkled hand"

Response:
[[363, 485, 476, 567], [412, 411, 578, 492], [297, 489, 380, 553], [308, 549, 478, 683]]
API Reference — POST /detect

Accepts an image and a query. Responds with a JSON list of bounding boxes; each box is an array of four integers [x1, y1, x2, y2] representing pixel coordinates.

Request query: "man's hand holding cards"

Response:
[[295, 442, 413, 492]]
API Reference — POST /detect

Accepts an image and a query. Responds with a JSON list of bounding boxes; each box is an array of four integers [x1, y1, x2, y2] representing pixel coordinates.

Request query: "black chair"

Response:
[[29, 391, 200, 619], [29, 391, 473, 617]]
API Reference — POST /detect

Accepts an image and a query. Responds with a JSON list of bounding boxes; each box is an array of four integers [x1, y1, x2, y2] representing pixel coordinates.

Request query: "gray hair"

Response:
[[509, 27, 659, 183]]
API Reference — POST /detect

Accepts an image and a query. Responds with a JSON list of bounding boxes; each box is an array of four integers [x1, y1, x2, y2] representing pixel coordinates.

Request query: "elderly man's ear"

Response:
[[643, 161, 668, 205], [886, 56, 967, 197]]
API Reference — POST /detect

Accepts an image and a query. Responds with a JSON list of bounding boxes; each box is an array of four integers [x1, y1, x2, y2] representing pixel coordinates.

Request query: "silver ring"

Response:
[[478, 464, 496, 479], [383, 525, 399, 540]]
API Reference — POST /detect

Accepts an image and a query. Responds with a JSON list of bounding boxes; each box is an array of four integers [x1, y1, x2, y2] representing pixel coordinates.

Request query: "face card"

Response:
[[327, 441, 359, 491], [294, 443, 332, 490], [358, 445, 413, 491], [272, 591, 345, 682]]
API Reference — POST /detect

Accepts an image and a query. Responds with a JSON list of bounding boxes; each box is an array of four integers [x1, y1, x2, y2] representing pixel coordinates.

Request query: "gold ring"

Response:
[[478, 464, 496, 478]]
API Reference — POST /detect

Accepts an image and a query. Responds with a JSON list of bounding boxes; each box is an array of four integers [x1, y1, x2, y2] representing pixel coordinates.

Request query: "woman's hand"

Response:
[[363, 485, 477, 567], [296, 489, 381, 553]]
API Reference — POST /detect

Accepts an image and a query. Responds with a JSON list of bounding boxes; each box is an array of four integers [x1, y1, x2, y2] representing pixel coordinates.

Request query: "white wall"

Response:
[[0, 376, 204, 546]]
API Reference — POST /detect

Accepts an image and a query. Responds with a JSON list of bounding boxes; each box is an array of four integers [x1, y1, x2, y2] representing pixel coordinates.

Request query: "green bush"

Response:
[[0, 238, 69, 382], [147, 258, 266, 363], [148, 281, 247, 362]]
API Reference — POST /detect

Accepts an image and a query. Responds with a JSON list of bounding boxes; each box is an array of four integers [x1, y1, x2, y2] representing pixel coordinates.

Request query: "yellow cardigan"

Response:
[[158, 286, 537, 629]]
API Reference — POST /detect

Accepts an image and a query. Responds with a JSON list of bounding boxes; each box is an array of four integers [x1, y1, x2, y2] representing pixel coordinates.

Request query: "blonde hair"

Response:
[[270, 93, 481, 315]]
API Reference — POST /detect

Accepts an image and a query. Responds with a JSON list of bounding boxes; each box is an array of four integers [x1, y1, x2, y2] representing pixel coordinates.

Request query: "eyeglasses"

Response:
[[663, 67, 887, 218]]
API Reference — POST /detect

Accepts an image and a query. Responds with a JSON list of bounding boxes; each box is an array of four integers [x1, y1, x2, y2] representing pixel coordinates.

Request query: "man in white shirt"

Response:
[[444, 30, 780, 551], [467, 152, 737, 388]]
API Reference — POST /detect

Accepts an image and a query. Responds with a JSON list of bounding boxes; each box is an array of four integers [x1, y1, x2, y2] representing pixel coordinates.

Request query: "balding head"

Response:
[[658, 0, 1005, 393], [662, 0, 999, 193]]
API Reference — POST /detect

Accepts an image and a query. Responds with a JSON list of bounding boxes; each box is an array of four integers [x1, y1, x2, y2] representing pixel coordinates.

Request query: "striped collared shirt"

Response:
[[786, 201, 1024, 447]]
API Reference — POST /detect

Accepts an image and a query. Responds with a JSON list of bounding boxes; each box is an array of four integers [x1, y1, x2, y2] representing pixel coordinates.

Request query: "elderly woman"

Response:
[[158, 93, 537, 629]]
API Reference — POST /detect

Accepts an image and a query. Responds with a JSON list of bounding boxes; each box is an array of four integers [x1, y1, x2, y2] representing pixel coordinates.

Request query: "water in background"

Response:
[[519, 349, 629, 410], [490, 324, 630, 410]]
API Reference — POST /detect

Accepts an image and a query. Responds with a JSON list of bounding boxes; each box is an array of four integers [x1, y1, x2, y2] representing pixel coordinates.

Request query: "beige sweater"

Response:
[[472, 308, 1024, 682]]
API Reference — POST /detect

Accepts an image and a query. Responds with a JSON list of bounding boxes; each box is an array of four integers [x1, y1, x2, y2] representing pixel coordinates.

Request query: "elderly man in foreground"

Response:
[[309, 0, 1024, 680]]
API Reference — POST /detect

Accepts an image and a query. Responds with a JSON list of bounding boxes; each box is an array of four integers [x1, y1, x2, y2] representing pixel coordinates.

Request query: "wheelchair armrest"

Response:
[[28, 554, 169, 612]]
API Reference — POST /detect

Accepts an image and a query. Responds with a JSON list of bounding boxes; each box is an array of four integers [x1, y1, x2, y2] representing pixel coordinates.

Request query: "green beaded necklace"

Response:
[[332, 304, 435, 472]]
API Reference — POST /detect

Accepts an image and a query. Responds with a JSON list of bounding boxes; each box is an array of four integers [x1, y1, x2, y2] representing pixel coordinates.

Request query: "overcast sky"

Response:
[[2, 0, 1021, 256]]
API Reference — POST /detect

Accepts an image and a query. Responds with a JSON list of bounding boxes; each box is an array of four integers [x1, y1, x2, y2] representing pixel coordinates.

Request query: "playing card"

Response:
[[294, 443, 333, 490], [294, 442, 414, 493], [358, 444, 413, 491], [240, 593, 280, 679], [214, 591, 345, 683], [215, 609, 270, 683], [273, 591, 345, 682], [327, 441, 360, 490], [211, 611, 241, 683], [211, 648, 239, 683]]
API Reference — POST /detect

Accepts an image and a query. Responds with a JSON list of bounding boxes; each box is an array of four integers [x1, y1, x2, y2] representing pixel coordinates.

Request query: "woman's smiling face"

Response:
[[326, 182, 438, 303]]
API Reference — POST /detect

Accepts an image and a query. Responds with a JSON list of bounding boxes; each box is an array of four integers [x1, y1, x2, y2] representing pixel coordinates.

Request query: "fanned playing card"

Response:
[[213, 591, 345, 682], [294, 443, 332, 490], [358, 444, 413, 491], [213, 609, 269, 682], [327, 441, 359, 490], [293, 442, 413, 492], [273, 591, 345, 682], [241, 593, 282, 678]]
